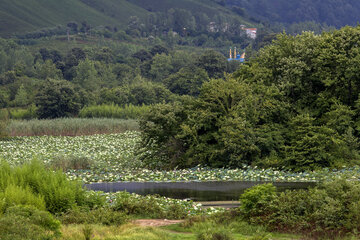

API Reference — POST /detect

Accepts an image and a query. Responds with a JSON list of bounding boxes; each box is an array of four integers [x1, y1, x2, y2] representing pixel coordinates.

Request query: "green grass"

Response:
[[61, 223, 303, 240], [7, 118, 139, 136]]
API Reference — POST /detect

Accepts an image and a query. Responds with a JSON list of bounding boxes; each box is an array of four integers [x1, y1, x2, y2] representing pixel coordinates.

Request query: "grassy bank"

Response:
[[7, 118, 139, 136]]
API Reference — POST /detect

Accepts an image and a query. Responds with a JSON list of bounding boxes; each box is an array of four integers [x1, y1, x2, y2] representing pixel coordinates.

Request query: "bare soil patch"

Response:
[[133, 219, 184, 227]]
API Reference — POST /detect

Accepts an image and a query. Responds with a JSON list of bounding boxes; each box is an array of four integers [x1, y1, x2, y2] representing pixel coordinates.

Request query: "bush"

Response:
[[111, 191, 189, 219], [0, 205, 61, 240], [0, 160, 88, 214], [0, 184, 46, 213], [239, 179, 360, 238], [9, 105, 37, 120], [239, 183, 276, 221]]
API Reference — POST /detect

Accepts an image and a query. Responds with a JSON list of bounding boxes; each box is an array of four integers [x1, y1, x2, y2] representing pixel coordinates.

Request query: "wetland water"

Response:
[[85, 181, 316, 201]]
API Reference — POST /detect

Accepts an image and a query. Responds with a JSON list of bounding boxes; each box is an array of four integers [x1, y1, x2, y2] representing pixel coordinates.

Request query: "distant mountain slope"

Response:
[[227, 0, 360, 28], [79, 0, 148, 23], [0, 0, 256, 37], [0, 0, 146, 36], [128, 0, 229, 17]]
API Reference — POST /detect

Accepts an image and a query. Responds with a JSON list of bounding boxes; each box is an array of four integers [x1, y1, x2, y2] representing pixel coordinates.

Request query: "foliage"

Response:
[[239, 184, 276, 220], [0, 184, 46, 213], [0, 205, 61, 240], [99, 81, 174, 106], [107, 191, 223, 219], [0, 160, 88, 214], [165, 66, 209, 96], [59, 207, 129, 226], [9, 104, 38, 120], [35, 79, 82, 119], [141, 26, 360, 171], [79, 104, 150, 119], [239, 179, 360, 238], [140, 77, 288, 168], [195, 50, 227, 79]]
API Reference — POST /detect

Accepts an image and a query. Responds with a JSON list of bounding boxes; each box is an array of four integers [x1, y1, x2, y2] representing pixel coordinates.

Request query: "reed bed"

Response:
[[7, 118, 139, 136]]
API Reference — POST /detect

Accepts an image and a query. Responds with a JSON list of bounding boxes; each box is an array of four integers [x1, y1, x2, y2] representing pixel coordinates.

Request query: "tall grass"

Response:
[[0, 160, 87, 214], [7, 118, 139, 136], [79, 104, 150, 119]]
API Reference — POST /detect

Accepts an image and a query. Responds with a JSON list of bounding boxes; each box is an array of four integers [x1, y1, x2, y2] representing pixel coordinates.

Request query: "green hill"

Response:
[[0, 0, 147, 37], [227, 0, 360, 28], [0, 0, 255, 37], [128, 0, 229, 17]]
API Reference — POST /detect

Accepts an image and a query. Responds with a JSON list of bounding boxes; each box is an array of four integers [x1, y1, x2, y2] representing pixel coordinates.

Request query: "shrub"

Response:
[[0, 205, 61, 240], [240, 179, 360, 238], [111, 191, 190, 219], [0, 184, 46, 213], [0, 160, 88, 214], [112, 192, 162, 216], [9, 104, 37, 120], [239, 183, 276, 221]]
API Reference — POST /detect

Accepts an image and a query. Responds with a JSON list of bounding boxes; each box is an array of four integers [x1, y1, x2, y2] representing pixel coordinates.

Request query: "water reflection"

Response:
[[85, 181, 316, 201]]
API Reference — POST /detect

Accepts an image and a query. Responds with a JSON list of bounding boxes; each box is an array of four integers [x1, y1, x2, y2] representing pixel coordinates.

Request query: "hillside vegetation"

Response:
[[0, 0, 254, 37], [0, 0, 118, 36], [227, 0, 360, 28]]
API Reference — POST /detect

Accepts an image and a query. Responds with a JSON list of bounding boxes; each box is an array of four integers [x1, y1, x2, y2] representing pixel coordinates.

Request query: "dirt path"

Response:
[[133, 219, 184, 227]]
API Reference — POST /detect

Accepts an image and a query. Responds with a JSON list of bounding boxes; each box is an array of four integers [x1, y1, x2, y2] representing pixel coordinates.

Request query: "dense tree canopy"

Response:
[[140, 26, 360, 171]]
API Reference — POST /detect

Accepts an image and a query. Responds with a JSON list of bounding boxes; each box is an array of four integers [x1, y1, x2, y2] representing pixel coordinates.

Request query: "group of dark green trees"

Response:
[[0, 37, 240, 119], [140, 25, 360, 171]]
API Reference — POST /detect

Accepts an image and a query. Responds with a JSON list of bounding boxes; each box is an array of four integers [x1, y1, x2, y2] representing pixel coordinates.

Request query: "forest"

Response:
[[140, 26, 360, 171]]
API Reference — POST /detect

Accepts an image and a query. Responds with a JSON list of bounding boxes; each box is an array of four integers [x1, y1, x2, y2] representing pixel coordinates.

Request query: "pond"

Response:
[[85, 181, 316, 201]]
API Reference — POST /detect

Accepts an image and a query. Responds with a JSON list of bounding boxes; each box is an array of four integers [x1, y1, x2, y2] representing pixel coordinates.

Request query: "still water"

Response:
[[85, 181, 316, 201]]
